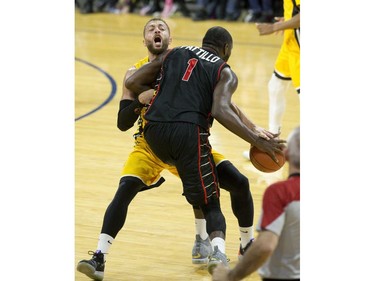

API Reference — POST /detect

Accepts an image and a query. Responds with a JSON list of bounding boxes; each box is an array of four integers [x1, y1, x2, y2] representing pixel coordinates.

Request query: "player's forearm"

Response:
[[125, 78, 153, 96], [231, 103, 256, 130], [117, 99, 144, 131], [274, 13, 300, 32], [212, 107, 258, 145], [138, 89, 155, 104], [125, 59, 162, 95]]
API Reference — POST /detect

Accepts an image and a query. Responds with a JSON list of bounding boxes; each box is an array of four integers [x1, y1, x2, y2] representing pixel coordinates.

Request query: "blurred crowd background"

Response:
[[75, 0, 283, 23]]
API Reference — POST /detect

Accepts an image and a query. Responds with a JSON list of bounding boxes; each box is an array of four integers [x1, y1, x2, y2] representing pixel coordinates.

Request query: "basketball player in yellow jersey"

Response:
[[255, 0, 300, 135], [77, 18, 274, 280]]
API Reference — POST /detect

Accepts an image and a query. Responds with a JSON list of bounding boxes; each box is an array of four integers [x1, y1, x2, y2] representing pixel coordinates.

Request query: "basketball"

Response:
[[249, 146, 285, 173]]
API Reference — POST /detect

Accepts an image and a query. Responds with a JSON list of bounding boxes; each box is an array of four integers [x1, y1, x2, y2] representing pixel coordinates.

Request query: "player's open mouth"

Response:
[[154, 36, 162, 46]]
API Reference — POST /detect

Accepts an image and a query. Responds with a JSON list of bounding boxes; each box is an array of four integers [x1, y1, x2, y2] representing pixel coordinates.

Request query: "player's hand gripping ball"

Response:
[[249, 146, 285, 173]]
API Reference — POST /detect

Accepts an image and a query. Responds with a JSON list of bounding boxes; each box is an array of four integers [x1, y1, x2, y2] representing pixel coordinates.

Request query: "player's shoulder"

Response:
[[134, 56, 150, 69], [124, 56, 150, 79], [171, 46, 201, 53], [219, 65, 237, 83], [124, 66, 137, 80]]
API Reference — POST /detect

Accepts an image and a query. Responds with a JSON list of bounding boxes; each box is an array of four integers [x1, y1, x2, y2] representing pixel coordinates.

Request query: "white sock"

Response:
[[268, 73, 290, 134], [239, 226, 254, 248], [211, 237, 225, 253], [97, 233, 114, 261], [195, 219, 208, 240]]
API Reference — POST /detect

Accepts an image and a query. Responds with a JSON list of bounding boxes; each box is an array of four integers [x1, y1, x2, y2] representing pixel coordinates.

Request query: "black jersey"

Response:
[[144, 46, 229, 130]]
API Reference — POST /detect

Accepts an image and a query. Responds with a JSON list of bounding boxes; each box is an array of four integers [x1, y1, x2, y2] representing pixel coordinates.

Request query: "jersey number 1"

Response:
[[182, 58, 198, 81]]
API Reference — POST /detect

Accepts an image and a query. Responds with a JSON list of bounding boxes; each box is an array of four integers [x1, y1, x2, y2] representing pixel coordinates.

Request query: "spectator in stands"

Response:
[[244, 0, 274, 23]]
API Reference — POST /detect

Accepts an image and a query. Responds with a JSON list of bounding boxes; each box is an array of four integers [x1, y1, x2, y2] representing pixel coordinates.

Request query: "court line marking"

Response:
[[75, 57, 117, 121]]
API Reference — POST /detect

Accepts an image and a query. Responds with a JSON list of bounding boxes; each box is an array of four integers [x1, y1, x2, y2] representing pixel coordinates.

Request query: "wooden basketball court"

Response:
[[75, 10, 299, 281]]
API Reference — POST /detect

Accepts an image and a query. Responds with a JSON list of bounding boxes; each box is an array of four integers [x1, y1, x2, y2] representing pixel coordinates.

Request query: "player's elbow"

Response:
[[117, 114, 135, 132], [117, 122, 132, 132], [211, 105, 229, 122], [124, 76, 135, 91], [117, 114, 137, 131]]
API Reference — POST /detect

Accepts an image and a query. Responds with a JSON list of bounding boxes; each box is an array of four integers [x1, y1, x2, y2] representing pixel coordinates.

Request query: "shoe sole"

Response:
[[77, 263, 104, 281]]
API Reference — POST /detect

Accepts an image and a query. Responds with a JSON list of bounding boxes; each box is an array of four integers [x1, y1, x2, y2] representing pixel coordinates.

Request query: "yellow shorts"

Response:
[[274, 33, 300, 92], [121, 136, 227, 187]]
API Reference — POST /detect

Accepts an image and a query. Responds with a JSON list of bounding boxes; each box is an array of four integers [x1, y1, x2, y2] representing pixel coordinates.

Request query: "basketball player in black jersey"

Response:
[[126, 26, 285, 274]]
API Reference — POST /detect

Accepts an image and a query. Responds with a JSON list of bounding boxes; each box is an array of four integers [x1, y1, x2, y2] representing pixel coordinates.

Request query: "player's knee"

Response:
[[229, 173, 249, 197], [119, 176, 144, 189], [217, 161, 249, 195], [236, 174, 250, 195], [234, 175, 248, 188], [113, 176, 144, 205]]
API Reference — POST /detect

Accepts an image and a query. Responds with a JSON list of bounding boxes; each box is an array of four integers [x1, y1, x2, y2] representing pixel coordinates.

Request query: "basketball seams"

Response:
[[249, 146, 285, 173], [250, 153, 274, 172]]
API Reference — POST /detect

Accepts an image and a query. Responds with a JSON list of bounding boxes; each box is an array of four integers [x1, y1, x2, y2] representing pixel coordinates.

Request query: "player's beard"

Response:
[[147, 39, 169, 55]]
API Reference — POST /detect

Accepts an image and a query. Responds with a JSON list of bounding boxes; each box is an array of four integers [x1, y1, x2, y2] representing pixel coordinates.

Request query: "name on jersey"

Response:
[[179, 46, 220, 63]]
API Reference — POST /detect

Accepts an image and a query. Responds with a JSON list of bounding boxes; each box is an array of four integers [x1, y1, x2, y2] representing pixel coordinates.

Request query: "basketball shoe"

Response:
[[238, 238, 254, 260], [192, 235, 213, 264], [77, 250, 105, 281], [207, 246, 229, 274]]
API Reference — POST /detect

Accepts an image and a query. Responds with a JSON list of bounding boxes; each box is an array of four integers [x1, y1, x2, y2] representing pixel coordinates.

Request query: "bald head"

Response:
[[202, 26, 233, 62]]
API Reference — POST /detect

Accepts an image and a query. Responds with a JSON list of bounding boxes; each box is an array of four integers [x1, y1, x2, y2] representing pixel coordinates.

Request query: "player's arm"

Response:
[[117, 67, 146, 131], [231, 102, 256, 130], [211, 68, 256, 143], [274, 12, 300, 31], [122, 68, 155, 104], [125, 57, 163, 95], [231, 103, 276, 140], [211, 68, 285, 162], [212, 231, 279, 281], [256, 12, 300, 35]]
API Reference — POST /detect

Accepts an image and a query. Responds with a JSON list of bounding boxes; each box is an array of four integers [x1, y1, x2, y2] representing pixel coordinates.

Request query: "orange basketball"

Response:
[[249, 146, 285, 173]]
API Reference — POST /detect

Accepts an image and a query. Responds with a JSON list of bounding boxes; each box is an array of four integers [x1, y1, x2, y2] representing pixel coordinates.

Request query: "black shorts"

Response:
[[144, 122, 220, 206]]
